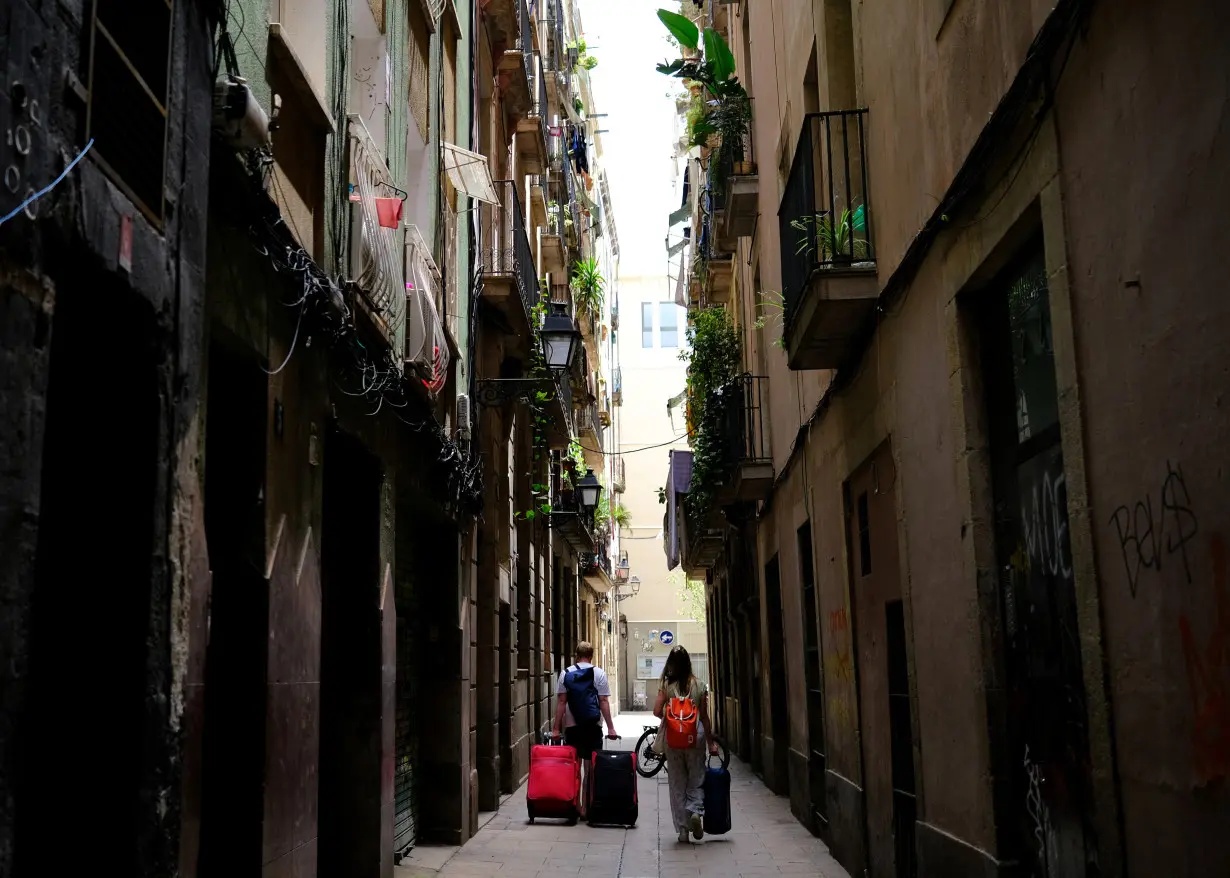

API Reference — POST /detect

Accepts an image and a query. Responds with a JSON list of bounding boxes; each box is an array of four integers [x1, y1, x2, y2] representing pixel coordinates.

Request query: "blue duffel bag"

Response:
[[702, 752, 732, 835]]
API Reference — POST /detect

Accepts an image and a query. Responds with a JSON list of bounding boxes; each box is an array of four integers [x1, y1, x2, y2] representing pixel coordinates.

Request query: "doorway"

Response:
[[846, 442, 915, 878], [799, 520, 828, 832], [197, 331, 270, 876], [15, 280, 160, 875], [974, 243, 1094, 876], [763, 555, 790, 793], [319, 428, 383, 877], [745, 599, 763, 772]]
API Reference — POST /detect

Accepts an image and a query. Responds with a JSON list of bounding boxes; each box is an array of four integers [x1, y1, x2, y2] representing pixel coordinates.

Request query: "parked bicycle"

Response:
[[634, 724, 730, 778]]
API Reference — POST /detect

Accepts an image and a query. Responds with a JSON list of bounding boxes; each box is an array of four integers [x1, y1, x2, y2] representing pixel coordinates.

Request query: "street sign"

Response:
[[659, 629, 674, 645]]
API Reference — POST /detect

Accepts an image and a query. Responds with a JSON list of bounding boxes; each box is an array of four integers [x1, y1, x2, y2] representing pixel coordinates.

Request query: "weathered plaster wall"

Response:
[[1053, 1, 1230, 874], [0, 1, 214, 874]]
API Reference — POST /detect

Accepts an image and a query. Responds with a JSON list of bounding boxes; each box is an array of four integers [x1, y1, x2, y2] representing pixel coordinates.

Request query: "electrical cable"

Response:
[[0, 139, 94, 227], [263, 299, 308, 375]]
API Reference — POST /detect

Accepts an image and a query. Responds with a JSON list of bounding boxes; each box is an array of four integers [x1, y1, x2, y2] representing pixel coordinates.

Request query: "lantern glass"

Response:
[[541, 303, 581, 373]]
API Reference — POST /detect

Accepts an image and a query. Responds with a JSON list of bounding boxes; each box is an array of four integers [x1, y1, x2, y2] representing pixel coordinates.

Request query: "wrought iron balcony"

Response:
[[481, 179, 541, 344], [347, 115, 407, 353], [612, 455, 625, 493], [404, 223, 451, 394], [575, 402, 598, 440], [492, 0, 534, 116], [778, 110, 878, 370], [514, 52, 550, 174], [712, 374, 773, 505], [611, 367, 622, 406], [715, 133, 757, 241], [581, 547, 614, 584], [550, 459, 597, 554]]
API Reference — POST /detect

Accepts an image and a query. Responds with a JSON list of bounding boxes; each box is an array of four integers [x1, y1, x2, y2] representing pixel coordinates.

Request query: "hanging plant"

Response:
[[594, 495, 631, 531], [679, 306, 741, 517], [516, 293, 558, 522], [753, 289, 787, 350]]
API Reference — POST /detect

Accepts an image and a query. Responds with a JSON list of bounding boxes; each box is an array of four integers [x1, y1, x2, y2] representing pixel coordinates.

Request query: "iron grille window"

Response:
[[85, 0, 173, 225]]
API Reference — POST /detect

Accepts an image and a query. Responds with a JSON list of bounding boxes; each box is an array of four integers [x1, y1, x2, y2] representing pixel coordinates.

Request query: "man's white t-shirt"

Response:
[[556, 662, 610, 728]]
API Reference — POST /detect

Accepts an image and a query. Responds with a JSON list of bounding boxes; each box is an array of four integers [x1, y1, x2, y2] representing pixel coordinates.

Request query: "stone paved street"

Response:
[[397, 714, 850, 878]]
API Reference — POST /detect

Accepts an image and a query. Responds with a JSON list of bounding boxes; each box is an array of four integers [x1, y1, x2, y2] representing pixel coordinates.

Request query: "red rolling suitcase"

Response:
[[526, 736, 581, 824]]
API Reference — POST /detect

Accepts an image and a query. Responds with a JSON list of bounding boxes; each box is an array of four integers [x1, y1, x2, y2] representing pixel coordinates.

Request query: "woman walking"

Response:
[[653, 645, 719, 843]]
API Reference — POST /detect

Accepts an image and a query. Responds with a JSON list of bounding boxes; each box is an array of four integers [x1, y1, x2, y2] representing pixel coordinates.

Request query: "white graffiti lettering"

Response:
[[1023, 744, 1050, 863]]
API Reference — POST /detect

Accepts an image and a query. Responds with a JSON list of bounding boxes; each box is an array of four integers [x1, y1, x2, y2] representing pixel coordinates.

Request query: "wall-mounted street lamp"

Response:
[[475, 302, 582, 406], [541, 301, 582, 372], [577, 467, 603, 514]]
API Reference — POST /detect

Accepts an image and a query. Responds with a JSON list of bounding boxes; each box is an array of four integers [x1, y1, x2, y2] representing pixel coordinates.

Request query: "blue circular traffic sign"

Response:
[[659, 629, 675, 645]]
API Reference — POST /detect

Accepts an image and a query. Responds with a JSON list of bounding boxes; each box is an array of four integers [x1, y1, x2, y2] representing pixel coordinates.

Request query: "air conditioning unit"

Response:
[[456, 393, 472, 443]]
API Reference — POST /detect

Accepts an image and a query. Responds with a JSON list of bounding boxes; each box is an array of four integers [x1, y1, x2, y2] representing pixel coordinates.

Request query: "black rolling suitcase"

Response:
[[587, 750, 638, 827]]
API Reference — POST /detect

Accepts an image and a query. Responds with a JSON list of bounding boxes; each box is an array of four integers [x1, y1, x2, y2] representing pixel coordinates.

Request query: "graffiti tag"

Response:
[[1108, 460, 1199, 597], [1023, 744, 1050, 863]]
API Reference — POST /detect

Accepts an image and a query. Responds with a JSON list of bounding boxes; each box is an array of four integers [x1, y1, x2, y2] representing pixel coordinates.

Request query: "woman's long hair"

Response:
[[662, 645, 695, 693]]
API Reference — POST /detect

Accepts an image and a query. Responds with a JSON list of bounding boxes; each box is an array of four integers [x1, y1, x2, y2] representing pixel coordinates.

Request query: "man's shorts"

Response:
[[564, 722, 604, 763]]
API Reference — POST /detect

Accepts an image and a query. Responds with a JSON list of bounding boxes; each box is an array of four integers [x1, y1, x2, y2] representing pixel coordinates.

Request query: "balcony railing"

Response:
[[404, 223, 450, 393], [348, 115, 407, 350], [550, 457, 597, 553], [778, 110, 875, 322], [575, 402, 598, 438], [612, 455, 625, 493], [482, 179, 541, 323], [518, 0, 533, 72], [699, 374, 774, 506], [532, 53, 548, 124], [719, 374, 769, 467], [611, 366, 622, 406]]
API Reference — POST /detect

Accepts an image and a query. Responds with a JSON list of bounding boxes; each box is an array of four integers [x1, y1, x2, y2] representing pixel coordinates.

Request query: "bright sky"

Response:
[[579, 0, 678, 278]]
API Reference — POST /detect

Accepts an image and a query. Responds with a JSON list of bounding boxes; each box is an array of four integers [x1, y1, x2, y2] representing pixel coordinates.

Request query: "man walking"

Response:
[[552, 641, 618, 816]]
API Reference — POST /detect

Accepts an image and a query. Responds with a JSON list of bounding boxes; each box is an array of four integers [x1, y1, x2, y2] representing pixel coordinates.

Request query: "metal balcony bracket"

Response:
[[475, 377, 555, 407]]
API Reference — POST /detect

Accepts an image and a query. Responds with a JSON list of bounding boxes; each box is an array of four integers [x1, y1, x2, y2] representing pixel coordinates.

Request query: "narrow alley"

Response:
[[397, 715, 850, 878], [0, 0, 1226, 876]]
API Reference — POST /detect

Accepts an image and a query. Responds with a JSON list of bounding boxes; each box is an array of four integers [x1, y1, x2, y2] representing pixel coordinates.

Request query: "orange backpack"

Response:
[[664, 694, 698, 749]]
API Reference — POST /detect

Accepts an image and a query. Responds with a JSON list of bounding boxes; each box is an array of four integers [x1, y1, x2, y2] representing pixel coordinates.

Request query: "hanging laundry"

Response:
[[375, 197, 403, 229], [569, 125, 590, 176]]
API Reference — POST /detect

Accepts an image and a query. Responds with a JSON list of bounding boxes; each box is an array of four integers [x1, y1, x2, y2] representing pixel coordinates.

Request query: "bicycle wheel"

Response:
[[635, 728, 665, 778]]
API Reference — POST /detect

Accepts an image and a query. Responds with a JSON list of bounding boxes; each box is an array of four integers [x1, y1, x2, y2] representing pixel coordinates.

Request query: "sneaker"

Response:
[[689, 812, 704, 840], [677, 826, 690, 843]]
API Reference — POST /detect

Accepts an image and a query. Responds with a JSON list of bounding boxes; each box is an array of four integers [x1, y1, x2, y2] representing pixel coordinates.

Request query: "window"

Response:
[[85, 0, 173, 225], [659, 302, 679, 348], [641, 303, 654, 348]]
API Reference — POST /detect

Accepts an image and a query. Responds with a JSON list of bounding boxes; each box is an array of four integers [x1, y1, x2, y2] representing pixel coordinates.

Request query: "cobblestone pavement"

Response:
[[397, 713, 851, 878]]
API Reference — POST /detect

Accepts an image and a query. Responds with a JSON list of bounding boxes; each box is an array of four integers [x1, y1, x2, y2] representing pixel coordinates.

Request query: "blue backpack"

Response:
[[564, 665, 601, 724]]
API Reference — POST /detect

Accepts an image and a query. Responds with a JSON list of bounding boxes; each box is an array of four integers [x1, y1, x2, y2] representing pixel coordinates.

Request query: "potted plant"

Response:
[[571, 256, 605, 321], [790, 202, 869, 265]]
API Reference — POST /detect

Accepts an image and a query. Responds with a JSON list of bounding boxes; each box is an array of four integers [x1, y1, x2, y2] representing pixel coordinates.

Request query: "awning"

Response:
[[441, 142, 499, 204], [668, 204, 690, 227]]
